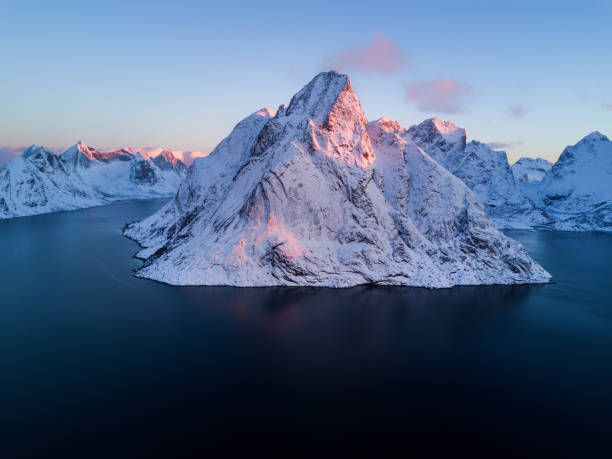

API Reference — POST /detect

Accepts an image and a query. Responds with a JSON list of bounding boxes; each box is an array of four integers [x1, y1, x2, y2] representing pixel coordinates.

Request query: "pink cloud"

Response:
[[602, 101, 612, 111], [404, 78, 473, 114], [322, 34, 410, 75], [507, 103, 527, 117]]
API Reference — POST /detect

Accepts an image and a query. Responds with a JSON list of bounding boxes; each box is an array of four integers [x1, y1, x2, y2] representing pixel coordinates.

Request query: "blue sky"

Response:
[[1, 0, 611, 163]]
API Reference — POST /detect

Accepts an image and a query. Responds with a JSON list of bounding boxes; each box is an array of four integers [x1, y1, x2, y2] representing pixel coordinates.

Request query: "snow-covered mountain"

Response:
[[0, 142, 187, 219], [406, 119, 548, 229], [528, 132, 612, 231], [512, 157, 552, 183], [406, 118, 611, 232], [119, 147, 207, 166], [124, 72, 550, 288]]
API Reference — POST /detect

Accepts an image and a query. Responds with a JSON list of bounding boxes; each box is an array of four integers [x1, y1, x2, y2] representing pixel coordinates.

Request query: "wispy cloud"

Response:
[[404, 78, 474, 114], [507, 103, 527, 118], [322, 34, 410, 75], [486, 140, 524, 150], [602, 101, 612, 111]]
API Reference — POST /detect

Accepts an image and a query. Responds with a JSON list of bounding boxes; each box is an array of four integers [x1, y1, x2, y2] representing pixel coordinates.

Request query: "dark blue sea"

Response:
[[1, 200, 611, 458]]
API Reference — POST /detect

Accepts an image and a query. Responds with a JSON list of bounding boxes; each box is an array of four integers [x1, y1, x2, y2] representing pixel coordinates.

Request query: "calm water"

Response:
[[1, 200, 611, 457]]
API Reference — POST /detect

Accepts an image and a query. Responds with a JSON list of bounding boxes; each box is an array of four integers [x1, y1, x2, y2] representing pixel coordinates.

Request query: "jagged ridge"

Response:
[[0, 143, 188, 219]]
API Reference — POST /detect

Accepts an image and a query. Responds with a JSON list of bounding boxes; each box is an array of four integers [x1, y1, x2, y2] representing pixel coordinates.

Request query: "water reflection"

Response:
[[184, 283, 540, 326]]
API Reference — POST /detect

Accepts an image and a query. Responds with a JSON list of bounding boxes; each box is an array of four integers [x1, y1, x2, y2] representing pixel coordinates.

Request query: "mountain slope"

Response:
[[124, 72, 550, 287]]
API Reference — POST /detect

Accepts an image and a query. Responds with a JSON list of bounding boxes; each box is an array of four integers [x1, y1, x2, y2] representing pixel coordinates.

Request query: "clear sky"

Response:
[[2, 0, 611, 164]]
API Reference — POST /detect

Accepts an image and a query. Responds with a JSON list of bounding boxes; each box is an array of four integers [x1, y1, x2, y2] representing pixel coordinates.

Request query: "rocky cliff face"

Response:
[[124, 72, 550, 287]]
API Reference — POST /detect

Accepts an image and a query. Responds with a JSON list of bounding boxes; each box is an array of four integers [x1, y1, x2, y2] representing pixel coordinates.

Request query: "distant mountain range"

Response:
[[0, 142, 189, 219], [2, 73, 610, 237]]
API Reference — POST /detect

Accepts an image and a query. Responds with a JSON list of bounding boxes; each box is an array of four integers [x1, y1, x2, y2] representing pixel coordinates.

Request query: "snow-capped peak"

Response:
[[430, 117, 465, 140], [255, 71, 374, 169], [373, 117, 405, 133], [21, 145, 52, 159], [62, 140, 96, 161], [258, 107, 277, 118], [412, 117, 466, 146], [577, 131, 609, 144], [285, 71, 350, 122], [406, 118, 467, 166]]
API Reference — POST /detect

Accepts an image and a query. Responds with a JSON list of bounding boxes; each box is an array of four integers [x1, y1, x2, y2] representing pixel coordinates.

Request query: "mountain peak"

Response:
[[430, 117, 461, 134], [408, 118, 465, 140], [285, 71, 353, 124], [372, 117, 405, 133], [257, 107, 277, 118], [60, 140, 98, 170], [422, 118, 466, 142], [64, 140, 96, 160], [155, 150, 186, 169], [21, 145, 46, 159], [580, 131, 609, 143], [406, 118, 467, 165], [250, 71, 373, 168]]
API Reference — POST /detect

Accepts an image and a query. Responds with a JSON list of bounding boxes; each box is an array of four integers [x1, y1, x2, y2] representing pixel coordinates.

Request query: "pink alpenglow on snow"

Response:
[[126, 147, 208, 166], [322, 34, 410, 75], [404, 78, 473, 114]]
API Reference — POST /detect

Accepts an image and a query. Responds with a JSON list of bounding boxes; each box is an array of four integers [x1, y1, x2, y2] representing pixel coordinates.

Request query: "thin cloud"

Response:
[[507, 103, 527, 118], [486, 140, 524, 150], [322, 34, 410, 75], [602, 101, 612, 111], [404, 78, 474, 114]]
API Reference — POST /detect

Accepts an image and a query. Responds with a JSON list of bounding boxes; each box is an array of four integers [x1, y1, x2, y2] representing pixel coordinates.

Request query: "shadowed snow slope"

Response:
[[512, 157, 552, 183], [124, 72, 550, 287], [0, 144, 187, 219], [407, 119, 548, 229], [529, 132, 612, 231]]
